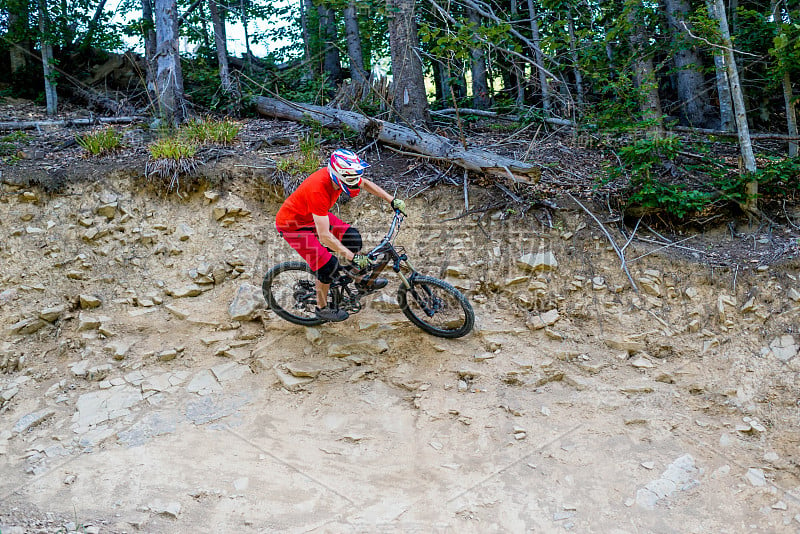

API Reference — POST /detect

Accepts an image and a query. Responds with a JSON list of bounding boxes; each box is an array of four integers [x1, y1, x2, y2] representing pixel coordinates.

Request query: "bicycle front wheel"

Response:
[[397, 275, 474, 338], [262, 261, 324, 326]]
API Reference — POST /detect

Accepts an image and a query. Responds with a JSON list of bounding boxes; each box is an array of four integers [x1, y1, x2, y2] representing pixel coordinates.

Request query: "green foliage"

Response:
[[275, 133, 321, 175], [75, 128, 123, 155], [753, 156, 800, 197], [145, 135, 199, 193], [0, 131, 32, 162], [180, 118, 241, 145], [148, 137, 198, 160], [607, 135, 729, 219]]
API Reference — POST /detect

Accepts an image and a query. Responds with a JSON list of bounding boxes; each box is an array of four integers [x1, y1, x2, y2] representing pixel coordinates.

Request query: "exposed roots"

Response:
[[144, 157, 200, 192]]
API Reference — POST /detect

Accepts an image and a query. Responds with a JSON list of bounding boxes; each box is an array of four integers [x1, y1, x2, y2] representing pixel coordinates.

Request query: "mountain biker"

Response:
[[275, 148, 407, 322]]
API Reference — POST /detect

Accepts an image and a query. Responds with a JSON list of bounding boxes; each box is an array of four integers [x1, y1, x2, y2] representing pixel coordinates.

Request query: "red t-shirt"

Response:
[[275, 168, 354, 230]]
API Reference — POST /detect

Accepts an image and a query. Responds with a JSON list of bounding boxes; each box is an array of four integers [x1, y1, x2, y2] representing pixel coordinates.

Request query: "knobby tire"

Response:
[[262, 261, 325, 326], [397, 275, 474, 338]]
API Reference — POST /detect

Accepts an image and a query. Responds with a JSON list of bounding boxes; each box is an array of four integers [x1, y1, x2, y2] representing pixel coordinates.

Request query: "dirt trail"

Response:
[[1, 170, 799, 533]]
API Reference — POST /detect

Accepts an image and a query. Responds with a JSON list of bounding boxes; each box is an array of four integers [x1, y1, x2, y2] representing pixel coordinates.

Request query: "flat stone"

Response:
[[745, 468, 767, 487], [104, 340, 132, 360], [9, 317, 46, 335], [228, 283, 265, 321], [305, 327, 323, 345], [211, 362, 248, 383], [149, 500, 181, 518], [175, 223, 194, 241], [526, 309, 560, 330], [186, 371, 222, 395], [79, 294, 102, 309], [13, 408, 56, 434], [141, 373, 173, 393], [275, 368, 313, 391], [73, 386, 142, 428], [630, 356, 655, 369], [328, 339, 389, 358], [517, 251, 558, 272], [370, 293, 400, 312], [39, 304, 67, 322], [157, 349, 178, 362], [167, 285, 203, 298], [77, 313, 102, 331], [769, 335, 797, 362], [284, 361, 324, 378], [165, 304, 190, 319]]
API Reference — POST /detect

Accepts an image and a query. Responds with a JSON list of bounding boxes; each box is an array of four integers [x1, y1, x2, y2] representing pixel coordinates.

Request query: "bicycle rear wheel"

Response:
[[397, 275, 474, 338], [262, 261, 324, 326]]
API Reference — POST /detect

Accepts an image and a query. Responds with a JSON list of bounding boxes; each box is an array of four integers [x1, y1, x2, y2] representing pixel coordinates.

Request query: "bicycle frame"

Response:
[[328, 211, 415, 313]]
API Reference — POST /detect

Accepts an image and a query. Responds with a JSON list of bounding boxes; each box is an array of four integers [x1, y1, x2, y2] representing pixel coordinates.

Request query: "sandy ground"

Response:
[[1, 169, 799, 533]]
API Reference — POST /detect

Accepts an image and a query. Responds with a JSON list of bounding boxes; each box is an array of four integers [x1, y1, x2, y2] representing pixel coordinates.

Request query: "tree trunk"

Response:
[[468, 7, 491, 109], [78, 0, 110, 52], [527, 0, 550, 114], [343, 0, 368, 84], [8, 2, 29, 76], [627, 4, 662, 133], [664, 0, 711, 127], [241, 0, 253, 73], [567, 10, 584, 108], [703, 0, 734, 131], [783, 69, 799, 160], [155, 0, 186, 125], [775, 0, 798, 157], [711, 0, 757, 210], [300, 0, 314, 80], [38, 0, 57, 115], [142, 0, 157, 91], [386, 0, 430, 125], [255, 97, 540, 182], [318, 3, 342, 84], [208, 0, 233, 94], [510, 0, 524, 107]]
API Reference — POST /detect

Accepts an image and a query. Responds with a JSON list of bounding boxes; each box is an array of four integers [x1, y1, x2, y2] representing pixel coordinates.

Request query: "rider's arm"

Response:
[[313, 213, 355, 262], [360, 179, 393, 204]]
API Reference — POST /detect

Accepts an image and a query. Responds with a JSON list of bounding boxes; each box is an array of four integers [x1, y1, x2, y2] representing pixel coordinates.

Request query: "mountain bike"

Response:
[[262, 211, 474, 338]]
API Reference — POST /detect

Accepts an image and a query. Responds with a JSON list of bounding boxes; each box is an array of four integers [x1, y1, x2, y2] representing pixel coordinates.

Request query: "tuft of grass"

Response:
[[76, 128, 122, 156], [148, 136, 198, 160], [145, 137, 199, 192], [275, 134, 321, 175], [180, 118, 240, 145]]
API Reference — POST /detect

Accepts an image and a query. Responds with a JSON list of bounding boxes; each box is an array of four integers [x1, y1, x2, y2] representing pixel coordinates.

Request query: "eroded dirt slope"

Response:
[[1, 169, 799, 533]]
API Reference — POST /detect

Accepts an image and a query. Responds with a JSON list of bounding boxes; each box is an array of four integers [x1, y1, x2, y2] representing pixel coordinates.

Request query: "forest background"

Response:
[[1, 0, 799, 222]]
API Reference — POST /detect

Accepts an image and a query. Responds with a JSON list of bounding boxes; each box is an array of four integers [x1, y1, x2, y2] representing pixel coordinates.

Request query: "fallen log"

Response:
[[255, 97, 540, 183], [0, 117, 142, 131]]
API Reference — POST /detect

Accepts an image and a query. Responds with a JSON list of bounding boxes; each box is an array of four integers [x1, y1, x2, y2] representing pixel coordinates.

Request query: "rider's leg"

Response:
[[313, 256, 339, 308], [316, 280, 330, 308], [328, 214, 361, 254]]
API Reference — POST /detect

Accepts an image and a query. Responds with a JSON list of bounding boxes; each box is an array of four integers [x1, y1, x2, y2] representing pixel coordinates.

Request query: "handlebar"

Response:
[[367, 210, 405, 259]]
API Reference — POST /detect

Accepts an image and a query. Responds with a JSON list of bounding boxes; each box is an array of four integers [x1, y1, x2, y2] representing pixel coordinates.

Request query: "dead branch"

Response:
[[672, 126, 800, 140], [568, 193, 639, 292], [0, 117, 142, 131]]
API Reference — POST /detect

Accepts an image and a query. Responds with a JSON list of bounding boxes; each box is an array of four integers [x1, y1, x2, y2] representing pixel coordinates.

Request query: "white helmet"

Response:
[[328, 148, 369, 197]]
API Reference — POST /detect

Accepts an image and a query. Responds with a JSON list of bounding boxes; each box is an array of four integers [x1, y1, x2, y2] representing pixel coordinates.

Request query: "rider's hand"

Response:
[[351, 253, 370, 270], [391, 198, 407, 216]]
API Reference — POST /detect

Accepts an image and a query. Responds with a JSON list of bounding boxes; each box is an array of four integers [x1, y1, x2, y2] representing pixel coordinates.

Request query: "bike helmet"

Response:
[[328, 148, 369, 197]]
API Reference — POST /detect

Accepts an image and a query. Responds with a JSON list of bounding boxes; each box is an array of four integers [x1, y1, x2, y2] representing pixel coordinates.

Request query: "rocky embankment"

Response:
[[1, 174, 800, 532]]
